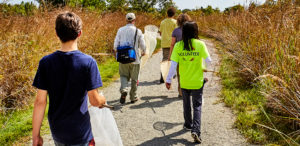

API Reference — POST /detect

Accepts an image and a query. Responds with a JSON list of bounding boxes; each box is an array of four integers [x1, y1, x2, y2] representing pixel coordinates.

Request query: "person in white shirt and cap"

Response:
[[113, 13, 146, 104]]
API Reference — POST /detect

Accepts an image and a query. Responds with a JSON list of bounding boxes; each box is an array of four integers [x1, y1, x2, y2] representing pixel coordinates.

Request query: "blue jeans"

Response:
[[181, 83, 205, 135]]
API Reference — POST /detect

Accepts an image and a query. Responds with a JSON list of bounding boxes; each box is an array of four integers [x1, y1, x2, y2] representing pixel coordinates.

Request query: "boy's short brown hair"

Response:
[[55, 11, 82, 43], [167, 7, 176, 17]]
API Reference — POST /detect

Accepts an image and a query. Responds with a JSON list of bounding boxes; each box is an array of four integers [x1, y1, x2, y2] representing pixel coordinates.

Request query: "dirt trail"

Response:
[[29, 40, 249, 146]]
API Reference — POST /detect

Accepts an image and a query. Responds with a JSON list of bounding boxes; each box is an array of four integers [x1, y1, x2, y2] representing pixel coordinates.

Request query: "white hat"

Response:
[[126, 13, 136, 21]]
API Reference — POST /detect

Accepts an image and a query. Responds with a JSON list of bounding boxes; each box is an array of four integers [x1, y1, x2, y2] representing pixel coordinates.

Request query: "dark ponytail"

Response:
[[182, 21, 199, 51]]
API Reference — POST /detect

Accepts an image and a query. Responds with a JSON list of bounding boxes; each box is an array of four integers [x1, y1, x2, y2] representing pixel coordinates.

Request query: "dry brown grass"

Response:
[[193, 2, 300, 136], [0, 8, 160, 110]]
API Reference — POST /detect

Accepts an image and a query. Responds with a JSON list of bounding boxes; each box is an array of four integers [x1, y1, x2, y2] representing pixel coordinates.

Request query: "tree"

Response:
[[182, 8, 191, 13], [202, 5, 214, 15], [36, 0, 67, 7], [157, 0, 176, 15], [81, 0, 106, 10], [214, 7, 220, 14], [36, 0, 106, 10], [224, 4, 244, 14], [128, 0, 157, 12], [106, 0, 128, 12], [264, 0, 277, 5]]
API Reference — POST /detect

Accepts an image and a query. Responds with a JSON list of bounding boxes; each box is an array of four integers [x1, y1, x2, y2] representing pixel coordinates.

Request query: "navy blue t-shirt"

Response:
[[33, 50, 102, 145]]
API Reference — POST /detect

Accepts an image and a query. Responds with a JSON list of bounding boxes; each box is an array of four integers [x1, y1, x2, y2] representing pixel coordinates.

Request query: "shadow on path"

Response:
[[153, 121, 183, 134], [138, 80, 160, 87], [138, 128, 197, 146], [130, 96, 180, 112], [106, 95, 181, 113]]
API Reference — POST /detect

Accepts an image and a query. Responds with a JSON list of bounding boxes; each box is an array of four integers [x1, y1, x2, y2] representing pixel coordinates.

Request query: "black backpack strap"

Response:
[[133, 28, 138, 48]]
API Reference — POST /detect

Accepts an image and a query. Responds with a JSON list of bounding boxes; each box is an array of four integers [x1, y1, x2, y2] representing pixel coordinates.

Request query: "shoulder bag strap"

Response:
[[133, 28, 138, 48]]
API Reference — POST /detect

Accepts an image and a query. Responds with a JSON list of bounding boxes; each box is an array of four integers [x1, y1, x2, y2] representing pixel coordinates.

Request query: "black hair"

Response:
[[182, 21, 199, 51]]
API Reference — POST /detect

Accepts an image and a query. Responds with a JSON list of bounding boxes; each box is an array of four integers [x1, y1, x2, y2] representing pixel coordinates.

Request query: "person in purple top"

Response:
[[32, 11, 106, 146], [168, 13, 191, 98]]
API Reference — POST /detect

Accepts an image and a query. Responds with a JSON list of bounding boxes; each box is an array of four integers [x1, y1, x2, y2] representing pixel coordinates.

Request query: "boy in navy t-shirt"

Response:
[[32, 11, 106, 146]]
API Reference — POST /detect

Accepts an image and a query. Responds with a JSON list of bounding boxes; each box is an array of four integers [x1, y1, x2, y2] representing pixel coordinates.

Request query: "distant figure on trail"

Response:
[[168, 13, 191, 98], [32, 11, 106, 146], [165, 21, 212, 144], [159, 7, 177, 83], [113, 13, 146, 104]]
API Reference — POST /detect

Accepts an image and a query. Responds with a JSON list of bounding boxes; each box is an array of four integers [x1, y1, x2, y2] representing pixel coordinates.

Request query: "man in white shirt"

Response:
[[114, 13, 146, 104]]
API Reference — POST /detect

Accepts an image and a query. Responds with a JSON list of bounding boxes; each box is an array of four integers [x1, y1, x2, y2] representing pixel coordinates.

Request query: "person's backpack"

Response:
[[116, 28, 138, 64]]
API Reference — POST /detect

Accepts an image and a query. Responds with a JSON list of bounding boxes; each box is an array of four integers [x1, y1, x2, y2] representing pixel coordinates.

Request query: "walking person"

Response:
[[159, 7, 177, 83], [165, 21, 212, 144], [168, 13, 191, 98], [114, 13, 146, 104], [32, 11, 106, 146]]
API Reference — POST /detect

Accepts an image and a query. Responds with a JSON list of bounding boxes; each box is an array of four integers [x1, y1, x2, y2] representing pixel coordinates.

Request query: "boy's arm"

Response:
[[86, 59, 106, 107], [32, 89, 47, 146], [88, 89, 106, 107]]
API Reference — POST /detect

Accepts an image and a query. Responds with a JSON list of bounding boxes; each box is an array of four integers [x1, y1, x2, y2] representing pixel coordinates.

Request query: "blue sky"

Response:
[[4, 0, 266, 11]]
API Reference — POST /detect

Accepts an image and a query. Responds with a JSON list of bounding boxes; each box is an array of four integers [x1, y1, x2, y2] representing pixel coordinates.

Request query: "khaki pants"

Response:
[[162, 48, 170, 61], [119, 63, 140, 100]]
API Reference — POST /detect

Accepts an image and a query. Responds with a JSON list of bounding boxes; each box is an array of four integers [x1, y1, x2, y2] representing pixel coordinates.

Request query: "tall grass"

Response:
[[0, 7, 161, 144], [0, 8, 160, 110], [193, 2, 299, 144]]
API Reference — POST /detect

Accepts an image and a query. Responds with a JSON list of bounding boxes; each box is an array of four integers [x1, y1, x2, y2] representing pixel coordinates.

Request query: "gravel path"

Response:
[[29, 40, 248, 146]]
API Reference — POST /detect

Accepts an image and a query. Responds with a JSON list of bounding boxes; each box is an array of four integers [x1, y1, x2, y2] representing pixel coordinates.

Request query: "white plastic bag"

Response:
[[89, 106, 123, 146], [141, 25, 159, 68]]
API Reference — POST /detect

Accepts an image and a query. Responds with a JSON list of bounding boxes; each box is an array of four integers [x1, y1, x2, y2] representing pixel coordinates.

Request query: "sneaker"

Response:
[[130, 98, 139, 104], [120, 92, 127, 104], [183, 125, 192, 131], [191, 132, 202, 144]]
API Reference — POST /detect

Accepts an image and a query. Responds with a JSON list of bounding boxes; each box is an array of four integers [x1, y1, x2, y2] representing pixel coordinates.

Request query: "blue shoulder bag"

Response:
[[116, 28, 137, 64]]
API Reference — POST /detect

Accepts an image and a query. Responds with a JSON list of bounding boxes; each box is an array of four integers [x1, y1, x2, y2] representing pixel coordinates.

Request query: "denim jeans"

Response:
[[181, 83, 205, 135]]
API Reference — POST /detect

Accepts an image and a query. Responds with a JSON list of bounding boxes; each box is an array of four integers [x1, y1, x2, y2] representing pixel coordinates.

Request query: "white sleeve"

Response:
[[203, 56, 212, 68], [166, 61, 178, 83]]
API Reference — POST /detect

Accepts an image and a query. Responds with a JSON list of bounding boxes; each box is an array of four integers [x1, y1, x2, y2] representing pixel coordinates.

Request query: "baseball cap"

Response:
[[126, 13, 136, 21]]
